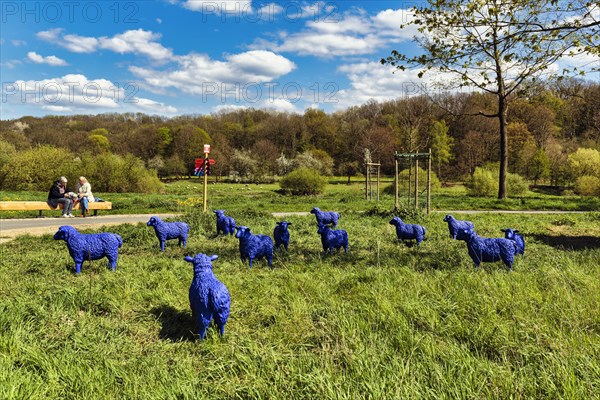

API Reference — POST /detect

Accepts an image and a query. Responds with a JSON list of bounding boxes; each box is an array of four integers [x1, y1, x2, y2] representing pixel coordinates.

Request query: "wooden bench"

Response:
[[0, 201, 112, 217]]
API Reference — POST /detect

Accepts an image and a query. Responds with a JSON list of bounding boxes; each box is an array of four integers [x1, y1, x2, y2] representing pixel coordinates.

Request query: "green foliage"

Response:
[[466, 167, 497, 197], [430, 120, 454, 175], [467, 166, 529, 197], [279, 167, 327, 195], [83, 153, 163, 193], [529, 149, 550, 184], [568, 148, 600, 179], [0, 145, 78, 191], [88, 134, 110, 153], [575, 175, 600, 196]]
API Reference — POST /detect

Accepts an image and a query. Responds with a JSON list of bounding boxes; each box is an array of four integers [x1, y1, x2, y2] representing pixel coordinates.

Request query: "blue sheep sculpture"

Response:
[[317, 223, 348, 254], [185, 254, 230, 340], [54, 225, 122, 274], [273, 221, 292, 251], [214, 210, 236, 236], [457, 228, 517, 269], [147, 216, 190, 252], [501, 228, 525, 256], [310, 207, 340, 227], [389, 216, 426, 246], [235, 226, 274, 268], [443, 214, 475, 239]]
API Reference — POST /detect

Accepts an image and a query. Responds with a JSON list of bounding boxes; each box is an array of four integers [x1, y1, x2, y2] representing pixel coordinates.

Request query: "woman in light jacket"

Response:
[[76, 176, 94, 217]]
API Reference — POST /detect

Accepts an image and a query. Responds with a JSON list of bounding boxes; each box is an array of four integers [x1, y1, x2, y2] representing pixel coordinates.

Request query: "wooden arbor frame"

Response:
[[365, 162, 381, 201], [393, 149, 432, 214]]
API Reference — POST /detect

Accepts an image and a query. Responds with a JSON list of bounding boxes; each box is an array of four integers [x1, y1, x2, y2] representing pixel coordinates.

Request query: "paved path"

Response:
[[0, 214, 177, 243]]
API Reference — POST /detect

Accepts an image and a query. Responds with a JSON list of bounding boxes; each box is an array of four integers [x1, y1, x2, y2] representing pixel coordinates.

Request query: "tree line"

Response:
[[0, 79, 599, 195]]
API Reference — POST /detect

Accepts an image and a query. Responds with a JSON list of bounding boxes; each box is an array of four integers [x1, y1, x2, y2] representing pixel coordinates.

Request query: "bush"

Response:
[[466, 166, 529, 197], [507, 172, 529, 196], [466, 167, 496, 196], [575, 175, 600, 196], [83, 153, 163, 193], [279, 167, 327, 195]]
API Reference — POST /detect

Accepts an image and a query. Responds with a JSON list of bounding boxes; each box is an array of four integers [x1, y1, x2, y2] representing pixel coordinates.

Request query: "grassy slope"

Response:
[[1, 199, 599, 399]]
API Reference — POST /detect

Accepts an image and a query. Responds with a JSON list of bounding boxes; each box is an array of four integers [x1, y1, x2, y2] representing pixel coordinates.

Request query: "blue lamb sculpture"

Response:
[[317, 223, 348, 254], [389, 216, 426, 246], [186, 254, 230, 340], [501, 228, 525, 256], [54, 225, 122, 274], [310, 207, 340, 227], [147, 216, 190, 252], [443, 214, 475, 240], [273, 221, 292, 251], [214, 210, 236, 236], [457, 228, 517, 269], [235, 226, 274, 268]]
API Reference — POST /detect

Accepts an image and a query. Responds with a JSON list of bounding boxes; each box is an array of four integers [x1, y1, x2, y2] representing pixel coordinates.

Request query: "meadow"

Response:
[[1, 181, 599, 399]]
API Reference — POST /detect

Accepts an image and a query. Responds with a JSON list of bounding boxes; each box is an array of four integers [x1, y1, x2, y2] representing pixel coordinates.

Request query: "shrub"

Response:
[[507, 172, 529, 196], [81, 153, 163, 193], [574, 175, 600, 196], [279, 167, 327, 195], [466, 166, 529, 197], [466, 167, 496, 197]]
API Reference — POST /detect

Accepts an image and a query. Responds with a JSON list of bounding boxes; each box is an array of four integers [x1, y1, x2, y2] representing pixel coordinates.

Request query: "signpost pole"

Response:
[[202, 144, 210, 212]]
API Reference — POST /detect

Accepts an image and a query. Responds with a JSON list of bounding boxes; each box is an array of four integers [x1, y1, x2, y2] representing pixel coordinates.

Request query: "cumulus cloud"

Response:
[[37, 29, 173, 61], [27, 52, 68, 66], [130, 50, 296, 95], [3, 74, 177, 115], [251, 7, 417, 58], [181, 0, 252, 13]]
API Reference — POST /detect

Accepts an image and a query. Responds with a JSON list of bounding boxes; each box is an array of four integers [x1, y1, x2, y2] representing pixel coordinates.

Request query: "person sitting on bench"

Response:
[[47, 176, 74, 218]]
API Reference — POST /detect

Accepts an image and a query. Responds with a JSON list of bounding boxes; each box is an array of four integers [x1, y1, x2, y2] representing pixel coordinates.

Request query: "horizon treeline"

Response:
[[1, 78, 598, 190]]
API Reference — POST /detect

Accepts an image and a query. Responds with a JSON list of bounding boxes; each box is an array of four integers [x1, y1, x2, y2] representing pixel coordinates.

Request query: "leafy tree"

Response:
[[382, 0, 599, 198], [530, 149, 551, 185], [430, 120, 454, 178], [88, 134, 110, 153], [567, 147, 600, 178]]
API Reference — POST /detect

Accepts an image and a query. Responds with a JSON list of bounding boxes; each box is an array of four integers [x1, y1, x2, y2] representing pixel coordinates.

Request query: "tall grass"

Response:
[[1, 208, 599, 398]]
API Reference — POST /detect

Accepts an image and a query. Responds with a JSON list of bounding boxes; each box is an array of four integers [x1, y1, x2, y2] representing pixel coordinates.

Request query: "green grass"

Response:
[[1, 204, 600, 398], [1, 178, 599, 219]]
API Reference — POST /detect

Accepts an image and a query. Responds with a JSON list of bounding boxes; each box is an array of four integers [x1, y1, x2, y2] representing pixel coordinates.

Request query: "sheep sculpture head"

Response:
[[185, 254, 218, 273], [53, 225, 78, 241], [235, 226, 251, 239], [146, 216, 160, 227]]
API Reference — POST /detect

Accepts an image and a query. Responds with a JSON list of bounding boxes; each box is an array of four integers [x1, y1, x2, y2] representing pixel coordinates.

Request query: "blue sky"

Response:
[[1, 1, 598, 120]]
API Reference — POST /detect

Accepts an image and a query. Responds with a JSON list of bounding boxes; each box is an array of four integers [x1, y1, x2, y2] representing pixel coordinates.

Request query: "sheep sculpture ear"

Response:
[[500, 229, 507, 232], [184, 256, 194, 263], [210, 255, 218, 261], [287, 222, 292, 225], [513, 230, 520, 233]]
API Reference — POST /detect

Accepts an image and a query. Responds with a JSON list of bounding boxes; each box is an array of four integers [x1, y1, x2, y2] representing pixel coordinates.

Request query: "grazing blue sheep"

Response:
[[457, 228, 517, 269], [147, 216, 190, 252], [443, 214, 475, 239], [235, 226, 274, 268], [54, 225, 122, 274], [273, 221, 292, 251], [214, 210, 236, 236], [185, 254, 230, 340], [310, 207, 340, 227], [317, 223, 348, 254], [501, 228, 525, 256], [389, 216, 426, 246]]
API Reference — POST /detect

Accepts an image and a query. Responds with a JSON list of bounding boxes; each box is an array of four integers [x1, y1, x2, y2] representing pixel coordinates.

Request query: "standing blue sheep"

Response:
[[185, 254, 230, 340], [147, 216, 190, 252], [54, 225, 122, 274], [501, 228, 525, 256], [457, 228, 517, 269], [443, 214, 475, 239], [235, 226, 274, 268], [273, 221, 292, 251], [389, 216, 426, 246], [310, 207, 340, 227], [214, 210, 236, 236], [317, 223, 348, 254]]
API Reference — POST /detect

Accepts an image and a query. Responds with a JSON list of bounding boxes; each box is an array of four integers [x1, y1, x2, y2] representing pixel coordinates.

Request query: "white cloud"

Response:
[[27, 52, 68, 66], [37, 29, 173, 61], [251, 7, 416, 58], [4, 74, 177, 115], [130, 50, 295, 95], [181, 0, 252, 13], [11, 40, 27, 47]]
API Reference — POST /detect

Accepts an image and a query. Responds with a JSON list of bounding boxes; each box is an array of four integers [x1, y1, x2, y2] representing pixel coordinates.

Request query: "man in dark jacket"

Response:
[[47, 176, 74, 217]]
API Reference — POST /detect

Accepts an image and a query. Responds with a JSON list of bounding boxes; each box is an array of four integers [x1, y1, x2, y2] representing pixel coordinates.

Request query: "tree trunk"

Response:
[[498, 96, 508, 199]]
